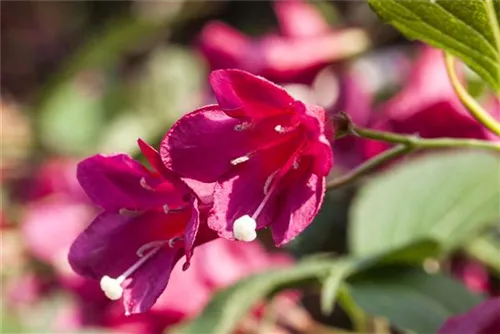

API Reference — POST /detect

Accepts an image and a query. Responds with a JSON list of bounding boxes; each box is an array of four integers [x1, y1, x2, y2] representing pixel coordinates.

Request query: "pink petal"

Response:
[[271, 159, 325, 246], [438, 298, 500, 334], [68, 211, 187, 314], [209, 69, 294, 120], [160, 105, 250, 183], [208, 143, 298, 238], [77, 154, 182, 212], [273, 0, 329, 38], [182, 196, 200, 269], [197, 21, 255, 71]]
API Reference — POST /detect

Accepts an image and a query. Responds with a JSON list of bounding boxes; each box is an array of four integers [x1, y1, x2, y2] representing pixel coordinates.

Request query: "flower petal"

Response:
[[271, 159, 325, 246], [209, 69, 294, 120], [68, 211, 186, 280], [208, 143, 296, 239], [182, 196, 200, 269], [77, 154, 183, 212], [438, 297, 500, 334], [160, 105, 250, 183], [273, 0, 329, 38]]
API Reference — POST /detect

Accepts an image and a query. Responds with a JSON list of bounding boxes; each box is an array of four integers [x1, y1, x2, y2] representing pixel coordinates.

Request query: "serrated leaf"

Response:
[[369, 0, 500, 92], [176, 257, 338, 334], [349, 267, 484, 334], [350, 151, 500, 257]]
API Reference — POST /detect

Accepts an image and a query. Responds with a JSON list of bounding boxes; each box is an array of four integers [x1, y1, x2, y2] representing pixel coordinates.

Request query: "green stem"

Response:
[[444, 52, 500, 137], [484, 0, 500, 94], [337, 285, 367, 333], [352, 125, 500, 151], [326, 144, 411, 190]]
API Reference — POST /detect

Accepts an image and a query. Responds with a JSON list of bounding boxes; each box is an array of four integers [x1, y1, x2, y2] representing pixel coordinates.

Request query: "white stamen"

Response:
[[233, 215, 257, 242], [293, 158, 300, 170], [140, 177, 155, 191], [99, 242, 164, 301], [230, 155, 250, 165], [263, 170, 279, 195], [163, 204, 170, 214], [168, 237, 183, 248], [234, 122, 252, 132], [100, 275, 124, 300], [119, 208, 142, 217], [274, 125, 286, 133], [136, 240, 167, 257]]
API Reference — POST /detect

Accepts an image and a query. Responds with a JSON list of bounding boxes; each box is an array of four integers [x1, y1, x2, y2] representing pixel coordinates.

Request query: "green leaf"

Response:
[[176, 257, 338, 334], [349, 267, 484, 334], [368, 0, 500, 92], [320, 259, 356, 315], [350, 151, 500, 257]]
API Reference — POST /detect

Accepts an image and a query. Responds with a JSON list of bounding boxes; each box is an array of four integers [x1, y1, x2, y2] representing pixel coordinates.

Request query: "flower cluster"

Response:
[[68, 69, 333, 314]]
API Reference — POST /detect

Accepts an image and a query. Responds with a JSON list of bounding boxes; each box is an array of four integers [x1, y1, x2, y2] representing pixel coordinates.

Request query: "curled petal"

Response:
[[209, 69, 294, 120]]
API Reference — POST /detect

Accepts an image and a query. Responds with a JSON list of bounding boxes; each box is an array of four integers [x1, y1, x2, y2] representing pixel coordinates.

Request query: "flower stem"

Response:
[[326, 144, 410, 190], [337, 285, 367, 333], [444, 52, 500, 137], [327, 115, 500, 191], [351, 125, 500, 151]]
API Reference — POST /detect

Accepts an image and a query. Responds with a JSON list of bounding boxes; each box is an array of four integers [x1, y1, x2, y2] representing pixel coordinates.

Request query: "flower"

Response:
[[438, 297, 500, 334], [197, 0, 368, 84], [68, 139, 217, 315], [364, 46, 496, 158], [161, 69, 333, 246]]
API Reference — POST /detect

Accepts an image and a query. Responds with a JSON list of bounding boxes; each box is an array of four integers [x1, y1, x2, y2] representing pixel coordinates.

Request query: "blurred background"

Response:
[[1, 1, 498, 333]]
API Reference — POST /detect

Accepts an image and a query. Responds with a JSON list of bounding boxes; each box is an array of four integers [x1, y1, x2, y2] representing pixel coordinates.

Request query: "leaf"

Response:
[[369, 0, 500, 92], [176, 257, 339, 334], [320, 259, 356, 315], [350, 151, 500, 257], [349, 267, 484, 334]]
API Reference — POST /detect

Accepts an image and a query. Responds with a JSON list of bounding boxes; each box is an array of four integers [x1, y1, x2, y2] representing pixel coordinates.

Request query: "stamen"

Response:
[[230, 155, 250, 165], [293, 158, 300, 170], [168, 236, 184, 248], [264, 170, 279, 196], [119, 208, 142, 217], [234, 122, 252, 132], [274, 124, 296, 134], [140, 177, 155, 191], [163, 204, 170, 214], [99, 242, 165, 301], [233, 215, 257, 242]]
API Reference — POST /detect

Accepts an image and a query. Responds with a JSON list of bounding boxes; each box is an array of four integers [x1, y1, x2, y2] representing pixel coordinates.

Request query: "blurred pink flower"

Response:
[[452, 258, 490, 294], [161, 69, 332, 246], [364, 46, 498, 159], [438, 297, 500, 334], [198, 0, 368, 84]]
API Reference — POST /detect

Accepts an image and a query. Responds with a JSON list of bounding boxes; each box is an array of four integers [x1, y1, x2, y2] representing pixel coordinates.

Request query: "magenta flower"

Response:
[[198, 0, 368, 84], [68, 139, 217, 315], [364, 46, 495, 158], [161, 69, 333, 246], [438, 297, 500, 334]]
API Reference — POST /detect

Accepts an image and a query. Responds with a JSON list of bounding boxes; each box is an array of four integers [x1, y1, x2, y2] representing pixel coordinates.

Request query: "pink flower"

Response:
[[198, 0, 368, 84], [365, 46, 495, 158], [68, 139, 217, 315], [438, 297, 500, 334], [161, 69, 333, 246], [451, 258, 490, 294]]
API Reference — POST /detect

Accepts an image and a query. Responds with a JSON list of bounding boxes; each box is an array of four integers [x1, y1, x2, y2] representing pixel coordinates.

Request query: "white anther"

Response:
[[230, 155, 250, 166], [234, 122, 252, 132], [100, 275, 124, 300], [163, 204, 170, 214], [140, 177, 155, 191], [233, 215, 257, 242], [274, 125, 286, 133], [293, 158, 300, 170]]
